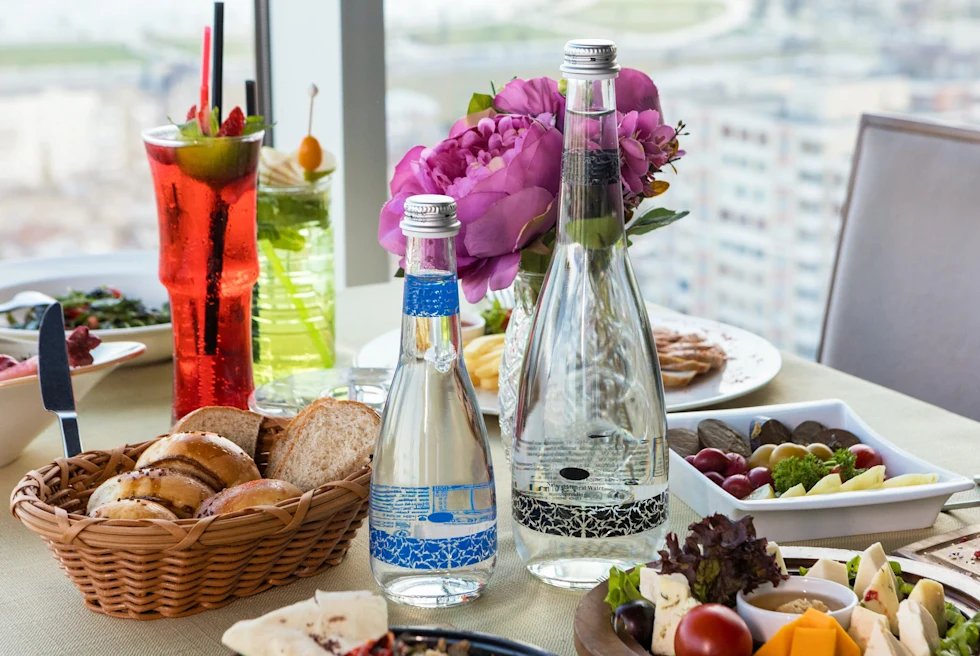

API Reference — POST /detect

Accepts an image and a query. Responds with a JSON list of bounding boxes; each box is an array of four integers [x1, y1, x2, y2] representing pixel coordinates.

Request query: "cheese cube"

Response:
[[907, 579, 947, 636], [805, 558, 849, 588], [767, 541, 788, 576], [849, 605, 890, 653], [639, 568, 659, 604], [865, 621, 913, 656], [863, 563, 900, 634], [854, 542, 889, 599], [651, 573, 699, 656]]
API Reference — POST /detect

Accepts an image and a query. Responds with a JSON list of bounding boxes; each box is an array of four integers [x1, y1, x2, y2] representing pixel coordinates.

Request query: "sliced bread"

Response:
[[271, 398, 379, 491], [172, 406, 264, 459]]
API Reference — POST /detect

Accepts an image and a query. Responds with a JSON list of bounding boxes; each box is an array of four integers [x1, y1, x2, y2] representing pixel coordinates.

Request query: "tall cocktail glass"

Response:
[[143, 125, 264, 420]]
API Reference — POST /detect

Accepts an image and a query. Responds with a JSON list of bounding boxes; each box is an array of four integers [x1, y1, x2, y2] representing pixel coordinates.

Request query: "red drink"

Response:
[[143, 126, 264, 420]]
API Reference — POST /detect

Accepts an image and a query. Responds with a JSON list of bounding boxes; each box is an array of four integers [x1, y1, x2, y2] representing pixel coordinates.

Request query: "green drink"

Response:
[[252, 152, 335, 385]]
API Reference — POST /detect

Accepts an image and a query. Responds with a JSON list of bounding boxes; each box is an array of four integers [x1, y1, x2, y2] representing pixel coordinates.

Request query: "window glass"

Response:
[[0, 0, 255, 261], [384, 0, 980, 358]]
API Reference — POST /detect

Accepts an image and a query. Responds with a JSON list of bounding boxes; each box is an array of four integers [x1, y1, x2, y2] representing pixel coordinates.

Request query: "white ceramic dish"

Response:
[[354, 307, 783, 416], [668, 399, 975, 542], [736, 576, 858, 642], [0, 337, 145, 466], [0, 252, 171, 366], [460, 312, 486, 345]]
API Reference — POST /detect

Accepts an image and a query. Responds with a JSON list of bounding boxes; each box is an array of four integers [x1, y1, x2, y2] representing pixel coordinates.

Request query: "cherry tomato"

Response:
[[849, 444, 882, 469], [675, 604, 752, 656], [704, 471, 725, 486], [298, 135, 323, 172], [106, 287, 123, 299], [722, 474, 754, 499], [747, 467, 774, 489], [724, 453, 747, 477], [693, 448, 729, 474]]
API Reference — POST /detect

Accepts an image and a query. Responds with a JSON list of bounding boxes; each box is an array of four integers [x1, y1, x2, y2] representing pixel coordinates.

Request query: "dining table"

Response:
[[3, 280, 980, 656]]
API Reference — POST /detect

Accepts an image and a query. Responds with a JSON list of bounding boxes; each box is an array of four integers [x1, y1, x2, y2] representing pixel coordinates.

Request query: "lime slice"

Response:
[[175, 138, 261, 187]]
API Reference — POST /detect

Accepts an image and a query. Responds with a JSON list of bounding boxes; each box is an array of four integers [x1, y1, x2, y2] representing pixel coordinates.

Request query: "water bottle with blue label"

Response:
[[370, 194, 497, 607]]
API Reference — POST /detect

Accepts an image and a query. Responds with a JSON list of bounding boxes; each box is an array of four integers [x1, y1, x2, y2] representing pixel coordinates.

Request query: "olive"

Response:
[[769, 443, 809, 467], [748, 444, 776, 470], [806, 443, 834, 461]]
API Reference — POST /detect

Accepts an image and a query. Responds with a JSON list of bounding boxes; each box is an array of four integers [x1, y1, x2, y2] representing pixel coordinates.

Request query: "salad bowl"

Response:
[[0, 252, 172, 365], [0, 337, 144, 466]]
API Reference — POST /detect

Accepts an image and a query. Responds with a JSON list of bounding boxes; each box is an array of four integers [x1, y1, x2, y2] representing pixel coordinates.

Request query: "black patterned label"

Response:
[[512, 490, 668, 538]]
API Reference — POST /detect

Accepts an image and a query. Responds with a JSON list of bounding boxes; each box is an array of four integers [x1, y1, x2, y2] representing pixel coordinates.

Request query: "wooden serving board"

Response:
[[898, 524, 980, 586], [573, 546, 980, 656]]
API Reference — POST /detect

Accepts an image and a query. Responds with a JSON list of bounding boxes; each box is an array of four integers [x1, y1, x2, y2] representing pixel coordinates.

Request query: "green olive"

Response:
[[769, 443, 809, 467], [806, 443, 835, 461], [748, 444, 776, 470]]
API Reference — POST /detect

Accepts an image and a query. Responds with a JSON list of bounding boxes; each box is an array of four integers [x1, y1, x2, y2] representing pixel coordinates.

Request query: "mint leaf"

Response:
[[467, 92, 494, 115], [243, 115, 274, 136], [394, 267, 405, 279]]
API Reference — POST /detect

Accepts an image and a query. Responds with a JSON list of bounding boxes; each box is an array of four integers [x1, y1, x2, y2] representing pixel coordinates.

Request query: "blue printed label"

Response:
[[370, 525, 497, 569], [370, 483, 496, 531], [403, 273, 459, 318]]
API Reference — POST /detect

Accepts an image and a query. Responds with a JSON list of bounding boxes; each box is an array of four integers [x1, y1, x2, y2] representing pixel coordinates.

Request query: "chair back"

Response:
[[820, 114, 980, 420]]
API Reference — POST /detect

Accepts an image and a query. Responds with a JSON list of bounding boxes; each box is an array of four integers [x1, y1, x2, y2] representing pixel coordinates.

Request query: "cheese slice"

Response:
[[806, 558, 849, 588], [854, 542, 890, 599], [652, 573, 700, 656], [790, 627, 836, 656], [849, 605, 891, 653], [222, 590, 388, 656], [865, 621, 913, 656], [767, 541, 788, 576], [639, 568, 660, 604], [863, 563, 901, 634], [907, 579, 947, 636], [897, 599, 939, 656]]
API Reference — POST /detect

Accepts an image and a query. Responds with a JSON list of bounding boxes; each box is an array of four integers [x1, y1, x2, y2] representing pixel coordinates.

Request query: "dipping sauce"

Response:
[[749, 591, 841, 614]]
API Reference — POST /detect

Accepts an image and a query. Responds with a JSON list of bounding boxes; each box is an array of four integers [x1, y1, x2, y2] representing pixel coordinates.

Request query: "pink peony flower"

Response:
[[379, 114, 563, 302], [618, 109, 679, 198]]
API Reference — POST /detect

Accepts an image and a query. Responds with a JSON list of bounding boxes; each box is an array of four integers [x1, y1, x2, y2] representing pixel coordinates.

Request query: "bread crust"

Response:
[[90, 499, 179, 521], [135, 431, 260, 491], [86, 468, 216, 519], [196, 479, 302, 517]]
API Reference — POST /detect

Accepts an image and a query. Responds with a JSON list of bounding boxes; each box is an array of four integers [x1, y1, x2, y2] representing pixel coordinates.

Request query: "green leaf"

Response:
[[692, 558, 722, 603], [846, 555, 861, 586], [467, 92, 494, 115], [304, 169, 332, 183], [394, 268, 405, 279], [603, 565, 646, 609], [798, 565, 809, 576], [626, 207, 689, 239], [567, 215, 623, 249], [243, 115, 274, 136]]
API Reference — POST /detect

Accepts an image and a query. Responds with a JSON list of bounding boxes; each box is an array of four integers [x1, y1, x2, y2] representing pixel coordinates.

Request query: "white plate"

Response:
[[0, 251, 171, 365], [0, 337, 145, 466], [353, 309, 783, 416], [668, 399, 975, 542]]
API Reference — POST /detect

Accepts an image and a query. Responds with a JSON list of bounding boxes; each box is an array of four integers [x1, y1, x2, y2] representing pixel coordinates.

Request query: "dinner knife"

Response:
[[38, 302, 83, 458]]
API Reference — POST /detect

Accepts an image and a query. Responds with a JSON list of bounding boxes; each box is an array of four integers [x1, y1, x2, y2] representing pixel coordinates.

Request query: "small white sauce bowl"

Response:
[[736, 576, 858, 643], [459, 312, 487, 345]]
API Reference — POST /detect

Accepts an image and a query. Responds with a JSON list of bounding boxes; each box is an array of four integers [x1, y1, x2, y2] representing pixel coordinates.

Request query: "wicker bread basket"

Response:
[[9, 418, 370, 620]]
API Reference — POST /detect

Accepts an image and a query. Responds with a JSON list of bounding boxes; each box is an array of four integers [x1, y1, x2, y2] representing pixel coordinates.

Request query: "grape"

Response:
[[693, 448, 729, 474], [722, 474, 754, 499], [747, 467, 774, 489], [724, 453, 747, 477], [704, 471, 725, 486], [684, 455, 696, 466], [614, 599, 655, 650]]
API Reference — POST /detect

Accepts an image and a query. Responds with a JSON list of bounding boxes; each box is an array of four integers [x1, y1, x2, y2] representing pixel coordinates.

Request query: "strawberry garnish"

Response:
[[218, 107, 245, 137], [186, 105, 198, 121]]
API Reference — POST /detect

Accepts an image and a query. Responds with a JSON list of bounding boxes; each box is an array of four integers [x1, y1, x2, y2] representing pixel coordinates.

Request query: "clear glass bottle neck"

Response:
[[401, 234, 463, 361], [557, 75, 625, 249]]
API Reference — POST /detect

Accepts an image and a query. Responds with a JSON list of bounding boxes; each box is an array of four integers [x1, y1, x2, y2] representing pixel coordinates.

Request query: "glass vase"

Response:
[[497, 269, 546, 463]]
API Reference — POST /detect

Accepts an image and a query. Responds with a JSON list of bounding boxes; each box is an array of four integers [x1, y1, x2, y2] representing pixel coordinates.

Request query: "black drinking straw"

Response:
[[212, 2, 224, 124], [245, 80, 257, 117], [203, 1, 226, 357]]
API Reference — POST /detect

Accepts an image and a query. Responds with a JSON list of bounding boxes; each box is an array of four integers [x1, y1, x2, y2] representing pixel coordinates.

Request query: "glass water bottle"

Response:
[[370, 194, 497, 607], [511, 40, 669, 589]]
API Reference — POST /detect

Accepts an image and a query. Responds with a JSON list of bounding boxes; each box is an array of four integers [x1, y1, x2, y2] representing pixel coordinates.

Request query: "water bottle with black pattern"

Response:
[[370, 194, 497, 607], [512, 40, 669, 589]]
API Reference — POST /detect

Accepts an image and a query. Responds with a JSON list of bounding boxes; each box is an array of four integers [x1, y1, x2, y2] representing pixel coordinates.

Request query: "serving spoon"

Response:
[[0, 291, 56, 315]]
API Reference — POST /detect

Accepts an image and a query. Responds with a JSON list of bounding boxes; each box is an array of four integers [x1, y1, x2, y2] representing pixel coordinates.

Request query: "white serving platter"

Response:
[[668, 399, 974, 542], [355, 308, 782, 417], [0, 251, 171, 366]]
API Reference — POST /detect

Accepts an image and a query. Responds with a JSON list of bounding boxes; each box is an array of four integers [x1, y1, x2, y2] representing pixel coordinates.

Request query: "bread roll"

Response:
[[270, 398, 378, 492], [196, 479, 302, 517], [171, 406, 263, 459], [86, 468, 216, 519], [135, 431, 260, 491], [90, 499, 179, 521]]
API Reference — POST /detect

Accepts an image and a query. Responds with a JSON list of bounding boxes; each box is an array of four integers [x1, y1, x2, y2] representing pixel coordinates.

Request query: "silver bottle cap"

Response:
[[560, 39, 620, 77], [400, 194, 461, 238]]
